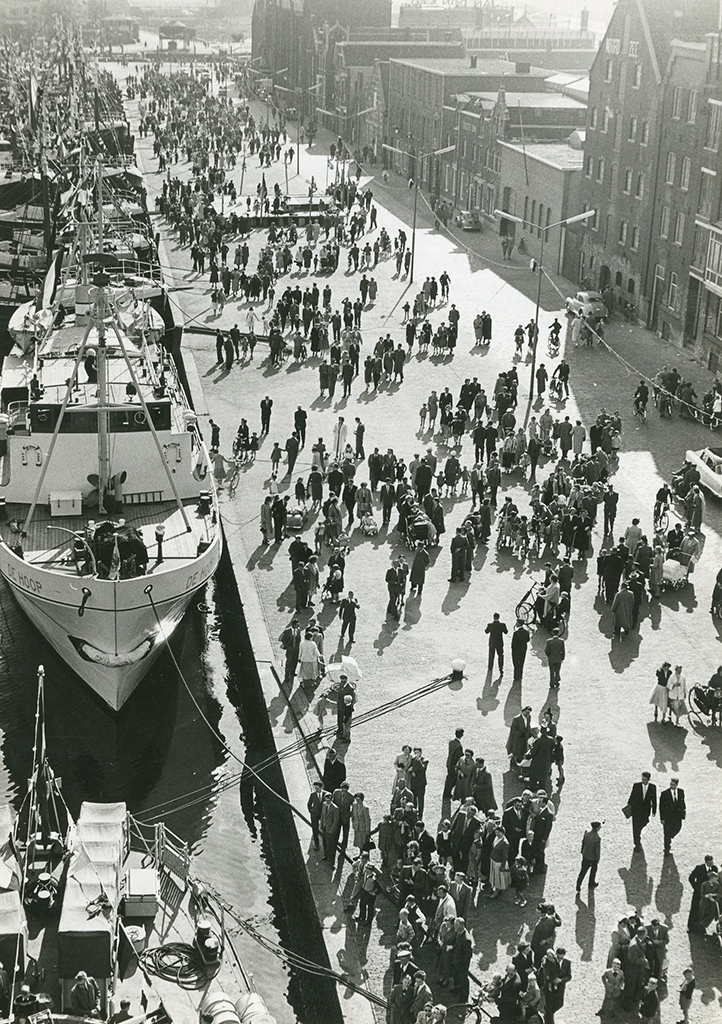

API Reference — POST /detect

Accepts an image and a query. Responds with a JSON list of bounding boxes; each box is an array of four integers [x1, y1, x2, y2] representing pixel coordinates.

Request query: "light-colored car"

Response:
[[456, 210, 482, 231], [565, 290, 608, 318], [685, 447, 722, 497]]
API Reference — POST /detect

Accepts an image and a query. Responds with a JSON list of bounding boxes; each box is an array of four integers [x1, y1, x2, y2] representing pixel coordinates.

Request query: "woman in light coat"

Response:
[[298, 633, 320, 684], [667, 665, 688, 725], [351, 793, 371, 851], [649, 546, 665, 598]]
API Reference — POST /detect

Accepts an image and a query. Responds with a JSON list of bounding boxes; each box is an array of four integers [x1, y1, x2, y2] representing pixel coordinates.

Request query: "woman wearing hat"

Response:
[[667, 666, 688, 725], [649, 662, 672, 722], [487, 826, 510, 900]]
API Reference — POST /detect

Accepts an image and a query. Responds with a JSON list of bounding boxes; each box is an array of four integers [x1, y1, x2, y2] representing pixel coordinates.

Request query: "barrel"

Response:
[[198, 991, 242, 1024], [235, 992, 277, 1024]]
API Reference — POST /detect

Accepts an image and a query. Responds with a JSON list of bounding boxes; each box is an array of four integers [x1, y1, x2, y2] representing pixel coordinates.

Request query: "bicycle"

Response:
[[515, 580, 542, 624], [632, 400, 647, 424], [653, 504, 669, 533], [226, 457, 242, 497]]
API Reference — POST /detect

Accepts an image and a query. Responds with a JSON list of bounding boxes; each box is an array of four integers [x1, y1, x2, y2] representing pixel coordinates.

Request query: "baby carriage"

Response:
[[360, 512, 379, 536], [286, 505, 309, 531], [540, 437, 558, 460], [405, 512, 437, 549], [549, 377, 564, 401], [662, 549, 693, 590]]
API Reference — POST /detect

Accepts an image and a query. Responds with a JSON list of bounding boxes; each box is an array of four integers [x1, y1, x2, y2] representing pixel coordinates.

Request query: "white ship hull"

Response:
[[0, 532, 222, 710]]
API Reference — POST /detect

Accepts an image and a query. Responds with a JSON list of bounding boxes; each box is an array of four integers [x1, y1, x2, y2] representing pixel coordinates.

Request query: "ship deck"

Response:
[[113, 852, 255, 1023], [1, 499, 215, 574], [22, 851, 254, 1023]]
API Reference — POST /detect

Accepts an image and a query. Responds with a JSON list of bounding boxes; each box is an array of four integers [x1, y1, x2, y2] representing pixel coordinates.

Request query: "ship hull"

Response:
[[0, 532, 222, 710]]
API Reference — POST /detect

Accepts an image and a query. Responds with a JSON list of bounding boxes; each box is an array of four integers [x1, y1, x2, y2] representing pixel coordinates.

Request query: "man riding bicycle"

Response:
[[549, 318, 562, 342], [634, 380, 649, 415], [654, 484, 672, 525]]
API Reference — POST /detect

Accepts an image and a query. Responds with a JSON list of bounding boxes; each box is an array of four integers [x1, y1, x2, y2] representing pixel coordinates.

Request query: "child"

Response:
[[679, 967, 695, 1023], [419, 403, 428, 431], [639, 977, 660, 1023], [511, 855, 529, 907], [270, 442, 283, 473], [460, 466, 470, 496], [295, 477, 307, 505], [552, 734, 565, 787], [314, 520, 326, 555]]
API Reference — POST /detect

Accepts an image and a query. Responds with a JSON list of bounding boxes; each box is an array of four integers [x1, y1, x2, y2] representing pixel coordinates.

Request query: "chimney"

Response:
[[470, 55, 477, 69], [580, 8, 589, 32]]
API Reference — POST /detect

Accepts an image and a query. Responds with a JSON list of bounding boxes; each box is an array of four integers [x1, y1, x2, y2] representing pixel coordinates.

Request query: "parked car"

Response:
[[685, 447, 722, 498], [456, 210, 481, 231], [565, 290, 608, 318]]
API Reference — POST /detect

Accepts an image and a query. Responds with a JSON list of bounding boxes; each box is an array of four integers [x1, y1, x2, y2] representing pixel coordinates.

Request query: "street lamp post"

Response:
[[384, 142, 455, 284], [494, 208, 595, 424], [278, 81, 322, 176]]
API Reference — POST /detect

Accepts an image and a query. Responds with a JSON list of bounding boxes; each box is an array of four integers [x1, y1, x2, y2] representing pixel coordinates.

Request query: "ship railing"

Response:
[[126, 815, 191, 887], [6, 401, 29, 433]]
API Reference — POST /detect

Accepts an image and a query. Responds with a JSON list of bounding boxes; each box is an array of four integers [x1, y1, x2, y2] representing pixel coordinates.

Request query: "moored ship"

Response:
[[0, 160, 221, 710]]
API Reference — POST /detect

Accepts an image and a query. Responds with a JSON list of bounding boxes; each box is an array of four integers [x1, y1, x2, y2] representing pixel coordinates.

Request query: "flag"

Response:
[[108, 534, 121, 581], [40, 247, 64, 310], [28, 71, 37, 130]]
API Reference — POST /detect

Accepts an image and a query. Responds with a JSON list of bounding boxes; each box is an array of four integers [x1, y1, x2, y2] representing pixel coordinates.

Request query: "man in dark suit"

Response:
[[544, 628, 566, 687], [659, 777, 686, 854], [511, 620, 530, 680], [506, 707, 532, 766], [306, 780, 324, 849], [687, 855, 717, 931], [502, 797, 525, 862], [627, 771, 657, 850], [443, 728, 465, 800]]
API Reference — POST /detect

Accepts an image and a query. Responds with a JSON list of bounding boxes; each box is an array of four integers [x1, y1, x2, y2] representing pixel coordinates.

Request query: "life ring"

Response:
[[134, 411, 147, 425], [37, 411, 49, 423], [193, 460, 208, 481]]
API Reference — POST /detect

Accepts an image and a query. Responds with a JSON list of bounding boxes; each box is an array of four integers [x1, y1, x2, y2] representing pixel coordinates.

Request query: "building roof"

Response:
[[388, 56, 549, 76], [545, 73, 583, 87], [500, 140, 585, 170], [467, 91, 586, 109], [338, 41, 463, 67]]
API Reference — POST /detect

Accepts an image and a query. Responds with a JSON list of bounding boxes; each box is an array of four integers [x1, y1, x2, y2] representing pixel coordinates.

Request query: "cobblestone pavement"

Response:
[[126, 74, 722, 1024]]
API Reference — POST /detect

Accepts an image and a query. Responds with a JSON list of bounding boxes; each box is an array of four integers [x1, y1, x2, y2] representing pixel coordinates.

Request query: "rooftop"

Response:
[[388, 56, 550, 76], [500, 140, 585, 170], [466, 91, 586, 108], [338, 41, 463, 65]]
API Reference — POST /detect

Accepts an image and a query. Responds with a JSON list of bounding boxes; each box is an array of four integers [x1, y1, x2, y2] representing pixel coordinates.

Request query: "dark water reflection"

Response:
[[0, 578, 297, 1022]]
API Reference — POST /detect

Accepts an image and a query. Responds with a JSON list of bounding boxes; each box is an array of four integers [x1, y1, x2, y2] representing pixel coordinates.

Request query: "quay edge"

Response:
[[183, 344, 373, 1024]]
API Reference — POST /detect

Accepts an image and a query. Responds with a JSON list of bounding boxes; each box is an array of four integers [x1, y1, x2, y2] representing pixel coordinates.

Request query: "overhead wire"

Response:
[[538, 266, 708, 415]]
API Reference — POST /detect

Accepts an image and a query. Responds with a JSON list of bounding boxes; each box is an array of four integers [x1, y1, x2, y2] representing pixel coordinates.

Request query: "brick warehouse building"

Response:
[[385, 56, 552, 192], [685, 34, 722, 369], [251, 0, 392, 110], [574, 0, 720, 327]]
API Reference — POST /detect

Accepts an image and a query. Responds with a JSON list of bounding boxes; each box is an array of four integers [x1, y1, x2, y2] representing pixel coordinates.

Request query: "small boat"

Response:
[[0, 667, 277, 1023]]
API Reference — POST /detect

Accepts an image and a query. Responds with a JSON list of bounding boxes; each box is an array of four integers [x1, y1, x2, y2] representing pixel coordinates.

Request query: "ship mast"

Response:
[[95, 159, 111, 515]]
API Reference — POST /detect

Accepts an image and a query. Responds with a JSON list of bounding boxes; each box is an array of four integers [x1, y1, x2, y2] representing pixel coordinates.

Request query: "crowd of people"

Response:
[[135, 63, 721, 1024]]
